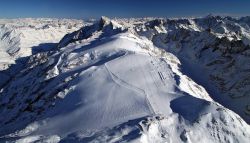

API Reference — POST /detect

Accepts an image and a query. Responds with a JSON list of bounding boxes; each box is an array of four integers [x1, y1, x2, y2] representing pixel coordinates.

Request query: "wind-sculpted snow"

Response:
[[0, 16, 250, 142]]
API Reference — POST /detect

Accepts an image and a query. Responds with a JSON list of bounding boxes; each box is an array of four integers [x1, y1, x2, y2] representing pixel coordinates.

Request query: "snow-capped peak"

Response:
[[1, 16, 250, 142], [57, 16, 125, 48]]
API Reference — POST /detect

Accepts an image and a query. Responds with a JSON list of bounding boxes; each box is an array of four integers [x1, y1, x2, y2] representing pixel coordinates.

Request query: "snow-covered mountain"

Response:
[[0, 16, 250, 142], [0, 18, 84, 70], [0, 18, 84, 91]]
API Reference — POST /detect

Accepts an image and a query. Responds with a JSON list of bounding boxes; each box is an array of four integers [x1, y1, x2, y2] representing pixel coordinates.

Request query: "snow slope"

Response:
[[140, 15, 250, 123], [0, 17, 250, 142], [0, 18, 84, 70]]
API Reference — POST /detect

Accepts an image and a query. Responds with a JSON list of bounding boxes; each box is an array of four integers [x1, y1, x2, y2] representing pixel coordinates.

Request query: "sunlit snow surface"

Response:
[[1, 17, 250, 142], [0, 18, 83, 70]]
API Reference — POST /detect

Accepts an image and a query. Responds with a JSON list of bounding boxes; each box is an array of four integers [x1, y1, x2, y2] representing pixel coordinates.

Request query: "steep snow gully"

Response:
[[1, 16, 250, 142]]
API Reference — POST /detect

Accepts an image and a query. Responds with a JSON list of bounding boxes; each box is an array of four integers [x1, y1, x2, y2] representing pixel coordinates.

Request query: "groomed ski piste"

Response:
[[0, 17, 250, 142]]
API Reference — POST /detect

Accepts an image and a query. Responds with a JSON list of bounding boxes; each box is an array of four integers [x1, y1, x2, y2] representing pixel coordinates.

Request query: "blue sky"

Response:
[[0, 0, 249, 19]]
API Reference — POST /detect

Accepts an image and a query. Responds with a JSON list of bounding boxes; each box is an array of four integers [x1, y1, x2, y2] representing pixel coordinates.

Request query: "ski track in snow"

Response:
[[105, 62, 155, 116], [105, 53, 177, 138]]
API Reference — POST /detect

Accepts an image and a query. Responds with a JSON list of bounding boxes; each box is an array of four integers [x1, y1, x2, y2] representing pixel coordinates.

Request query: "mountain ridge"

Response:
[[0, 16, 250, 142]]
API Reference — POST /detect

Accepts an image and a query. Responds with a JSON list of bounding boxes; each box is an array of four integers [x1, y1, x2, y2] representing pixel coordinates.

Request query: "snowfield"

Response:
[[0, 16, 250, 142]]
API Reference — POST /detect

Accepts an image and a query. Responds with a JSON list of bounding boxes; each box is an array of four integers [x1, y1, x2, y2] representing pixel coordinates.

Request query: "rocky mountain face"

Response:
[[137, 15, 250, 122], [0, 16, 250, 142]]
